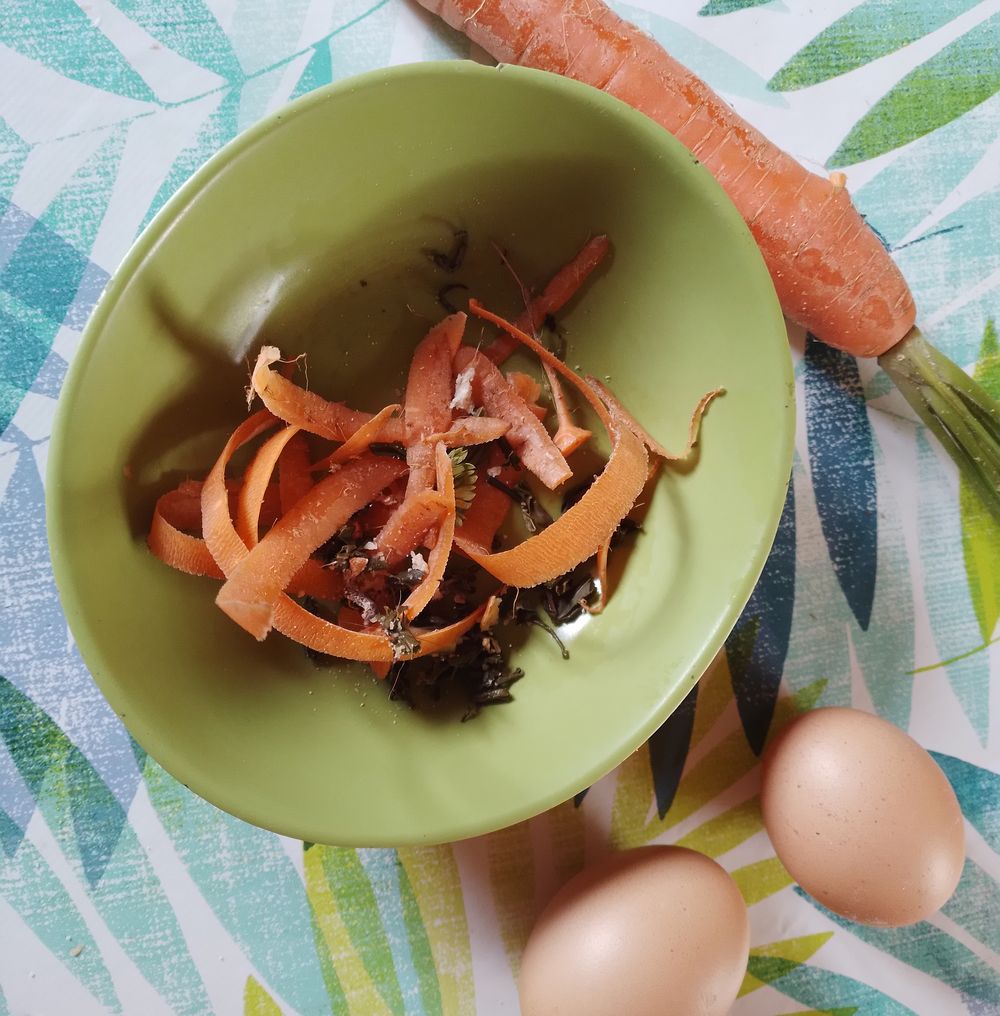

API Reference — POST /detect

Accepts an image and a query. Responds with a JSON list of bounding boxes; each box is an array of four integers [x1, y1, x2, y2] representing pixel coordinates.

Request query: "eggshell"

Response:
[[761, 706, 965, 927], [519, 846, 749, 1016]]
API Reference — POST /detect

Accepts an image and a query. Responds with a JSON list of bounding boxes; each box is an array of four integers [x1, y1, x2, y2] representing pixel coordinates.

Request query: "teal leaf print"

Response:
[[699, 0, 774, 15], [852, 90, 1000, 250], [942, 859, 1000, 956], [291, 42, 334, 101], [749, 954, 918, 1014], [931, 752, 1000, 852], [112, 0, 243, 83], [648, 683, 698, 815], [143, 758, 333, 1015], [0, 823, 120, 1011], [799, 889, 1000, 1008], [140, 87, 241, 230], [916, 430, 989, 742], [768, 0, 983, 92], [1, 0, 156, 101], [829, 14, 1000, 166], [0, 678, 211, 1014]]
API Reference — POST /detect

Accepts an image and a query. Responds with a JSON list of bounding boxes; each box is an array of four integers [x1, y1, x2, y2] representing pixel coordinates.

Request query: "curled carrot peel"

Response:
[[149, 486, 225, 579], [375, 489, 450, 568], [587, 377, 724, 461], [465, 302, 648, 586], [403, 442, 457, 619], [454, 447, 520, 557], [237, 425, 302, 548], [216, 454, 408, 640], [251, 347, 404, 444], [309, 403, 402, 472], [278, 431, 313, 513]]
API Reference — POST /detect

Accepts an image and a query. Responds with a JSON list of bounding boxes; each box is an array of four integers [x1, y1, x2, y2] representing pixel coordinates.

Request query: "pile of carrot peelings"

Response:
[[148, 238, 722, 689]]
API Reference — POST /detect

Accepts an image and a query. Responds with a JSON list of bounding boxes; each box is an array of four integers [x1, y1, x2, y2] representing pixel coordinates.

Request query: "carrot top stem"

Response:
[[880, 327, 1000, 527]]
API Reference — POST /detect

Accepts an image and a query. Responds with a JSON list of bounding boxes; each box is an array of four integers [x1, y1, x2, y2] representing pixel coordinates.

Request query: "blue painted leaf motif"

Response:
[[798, 889, 1000, 1008], [749, 952, 918, 1014], [768, 0, 983, 91], [804, 335, 877, 630], [0, 0, 156, 101], [942, 859, 1000, 956], [648, 682, 698, 819], [930, 752, 1000, 853], [726, 479, 796, 754]]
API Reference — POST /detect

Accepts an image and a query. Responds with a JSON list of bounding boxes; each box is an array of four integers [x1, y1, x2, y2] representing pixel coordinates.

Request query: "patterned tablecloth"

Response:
[[2, 1, 999, 1013]]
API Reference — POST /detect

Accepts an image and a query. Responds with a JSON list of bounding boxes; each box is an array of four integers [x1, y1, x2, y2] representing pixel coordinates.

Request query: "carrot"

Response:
[[543, 362, 591, 455], [403, 443, 457, 619], [251, 346, 404, 443], [426, 416, 510, 446], [404, 313, 467, 495], [190, 411, 484, 661], [463, 302, 648, 585], [277, 431, 313, 513], [309, 404, 402, 471], [216, 454, 408, 639], [454, 346, 572, 489], [375, 489, 450, 568], [507, 371, 543, 404], [149, 485, 225, 579], [485, 235, 611, 363], [454, 446, 520, 557], [237, 426, 302, 547], [417, 0, 914, 358], [587, 377, 724, 462]]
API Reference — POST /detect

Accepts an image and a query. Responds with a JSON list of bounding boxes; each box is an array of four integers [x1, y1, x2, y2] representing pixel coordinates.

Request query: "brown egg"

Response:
[[519, 846, 749, 1016], [761, 706, 965, 927]]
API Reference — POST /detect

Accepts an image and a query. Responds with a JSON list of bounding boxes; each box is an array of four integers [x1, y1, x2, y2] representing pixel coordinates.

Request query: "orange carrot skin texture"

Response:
[[404, 313, 467, 495], [418, 0, 915, 357]]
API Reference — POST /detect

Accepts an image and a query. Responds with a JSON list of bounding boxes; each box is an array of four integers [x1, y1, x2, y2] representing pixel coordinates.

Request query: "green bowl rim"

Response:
[[46, 60, 794, 846]]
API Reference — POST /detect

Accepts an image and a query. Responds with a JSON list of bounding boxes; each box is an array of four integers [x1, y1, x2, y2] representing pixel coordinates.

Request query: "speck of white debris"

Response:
[[308, 689, 313, 695], [410, 551, 428, 574], [487, 465, 502, 477], [69, 945, 84, 958], [363, 541, 378, 551], [450, 365, 476, 412], [604, 375, 611, 381]]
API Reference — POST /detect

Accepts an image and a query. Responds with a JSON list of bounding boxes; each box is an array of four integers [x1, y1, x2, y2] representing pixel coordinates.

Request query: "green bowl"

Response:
[[48, 61, 792, 846]]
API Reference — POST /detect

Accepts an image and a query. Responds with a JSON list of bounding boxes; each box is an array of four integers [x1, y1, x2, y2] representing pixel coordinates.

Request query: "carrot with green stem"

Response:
[[417, 0, 1000, 526]]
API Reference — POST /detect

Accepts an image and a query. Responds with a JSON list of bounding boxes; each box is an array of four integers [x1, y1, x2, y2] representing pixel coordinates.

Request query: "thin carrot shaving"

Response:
[[453, 448, 519, 557], [375, 489, 450, 568], [507, 371, 543, 404], [278, 431, 313, 513], [543, 361, 592, 455], [309, 403, 402, 471], [587, 377, 724, 462], [251, 346, 403, 443], [485, 235, 610, 363], [216, 454, 407, 639], [426, 416, 509, 446], [454, 346, 571, 489], [465, 301, 647, 586], [148, 487, 225, 579], [403, 443, 456, 619], [237, 426, 302, 547]]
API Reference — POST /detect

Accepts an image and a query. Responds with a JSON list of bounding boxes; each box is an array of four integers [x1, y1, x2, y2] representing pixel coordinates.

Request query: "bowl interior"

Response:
[[48, 62, 792, 846]]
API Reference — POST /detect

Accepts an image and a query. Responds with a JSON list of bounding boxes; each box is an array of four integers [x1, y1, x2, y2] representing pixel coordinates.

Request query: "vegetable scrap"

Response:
[[148, 238, 721, 718]]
